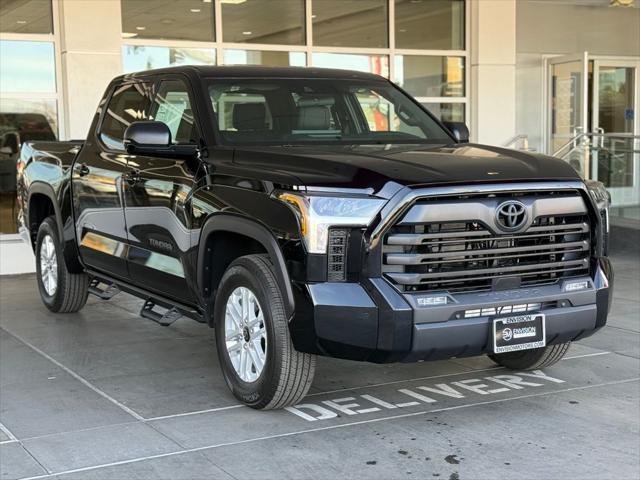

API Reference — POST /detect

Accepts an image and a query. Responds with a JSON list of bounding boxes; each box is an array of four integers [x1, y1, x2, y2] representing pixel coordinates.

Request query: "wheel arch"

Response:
[[27, 182, 84, 273], [197, 213, 295, 325], [27, 183, 62, 248]]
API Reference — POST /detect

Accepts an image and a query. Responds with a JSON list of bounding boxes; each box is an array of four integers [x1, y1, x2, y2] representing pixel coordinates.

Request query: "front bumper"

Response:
[[292, 257, 613, 363]]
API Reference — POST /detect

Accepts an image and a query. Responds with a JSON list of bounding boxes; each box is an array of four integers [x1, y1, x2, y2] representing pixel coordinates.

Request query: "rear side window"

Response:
[[99, 82, 152, 150], [152, 79, 197, 144]]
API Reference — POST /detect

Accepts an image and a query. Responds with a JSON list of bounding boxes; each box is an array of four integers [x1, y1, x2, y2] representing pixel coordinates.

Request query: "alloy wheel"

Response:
[[39, 234, 58, 296], [224, 286, 267, 382]]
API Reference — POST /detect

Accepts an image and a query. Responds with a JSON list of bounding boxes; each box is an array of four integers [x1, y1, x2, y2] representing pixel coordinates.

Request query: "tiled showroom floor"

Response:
[[1, 244, 638, 480]]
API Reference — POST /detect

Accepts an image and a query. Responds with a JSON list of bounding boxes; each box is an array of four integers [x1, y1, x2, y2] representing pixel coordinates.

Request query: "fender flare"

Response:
[[197, 213, 295, 319], [27, 182, 64, 241]]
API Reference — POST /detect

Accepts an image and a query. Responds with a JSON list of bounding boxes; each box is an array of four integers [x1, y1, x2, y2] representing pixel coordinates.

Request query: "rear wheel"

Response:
[[213, 254, 316, 410], [488, 342, 571, 370], [35, 216, 89, 313]]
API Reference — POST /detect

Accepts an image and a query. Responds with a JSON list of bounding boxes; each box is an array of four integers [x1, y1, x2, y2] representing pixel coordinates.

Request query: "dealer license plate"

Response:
[[493, 313, 546, 354]]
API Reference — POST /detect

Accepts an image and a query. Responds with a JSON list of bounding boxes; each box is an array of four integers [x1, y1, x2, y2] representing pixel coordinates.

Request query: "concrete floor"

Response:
[[0, 251, 638, 480]]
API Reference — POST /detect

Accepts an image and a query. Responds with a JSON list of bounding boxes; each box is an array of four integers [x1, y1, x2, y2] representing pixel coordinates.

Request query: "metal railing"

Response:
[[503, 134, 533, 151], [553, 132, 639, 158]]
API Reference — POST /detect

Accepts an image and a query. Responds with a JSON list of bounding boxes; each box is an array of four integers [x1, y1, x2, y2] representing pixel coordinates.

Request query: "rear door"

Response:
[[122, 76, 201, 303], [74, 81, 152, 280]]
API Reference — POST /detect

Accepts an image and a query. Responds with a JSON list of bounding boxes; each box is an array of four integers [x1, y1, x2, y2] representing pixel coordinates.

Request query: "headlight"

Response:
[[586, 180, 611, 233], [277, 192, 385, 254]]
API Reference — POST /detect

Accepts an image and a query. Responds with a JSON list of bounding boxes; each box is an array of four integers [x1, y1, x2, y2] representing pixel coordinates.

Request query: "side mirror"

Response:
[[443, 122, 470, 143], [124, 121, 198, 159]]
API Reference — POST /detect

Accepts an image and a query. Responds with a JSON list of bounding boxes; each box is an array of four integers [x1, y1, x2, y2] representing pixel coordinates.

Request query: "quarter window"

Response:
[[99, 83, 152, 150]]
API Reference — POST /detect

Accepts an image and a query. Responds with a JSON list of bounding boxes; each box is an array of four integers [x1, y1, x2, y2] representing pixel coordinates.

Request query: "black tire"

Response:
[[35, 216, 89, 313], [488, 342, 571, 370], [213, 254, 316, 410]]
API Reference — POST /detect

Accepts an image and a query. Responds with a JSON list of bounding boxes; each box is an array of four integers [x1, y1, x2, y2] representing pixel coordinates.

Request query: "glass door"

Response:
[[591, 59, 640, 216], [549, 53, 590, 177]]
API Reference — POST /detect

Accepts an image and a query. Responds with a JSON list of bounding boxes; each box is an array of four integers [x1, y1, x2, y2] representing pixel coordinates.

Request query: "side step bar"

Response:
[[86, 269, 204, 324], [140, 299, 182, 327], [88, 278, 121, 300]]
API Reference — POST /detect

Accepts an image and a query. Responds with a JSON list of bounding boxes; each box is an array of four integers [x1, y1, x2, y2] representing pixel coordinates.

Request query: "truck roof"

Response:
[[118, 65, 386, 82]]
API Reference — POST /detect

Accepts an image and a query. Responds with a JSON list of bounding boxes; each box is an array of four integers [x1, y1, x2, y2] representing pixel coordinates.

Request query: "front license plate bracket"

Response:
[[493, 313, 546, 354]]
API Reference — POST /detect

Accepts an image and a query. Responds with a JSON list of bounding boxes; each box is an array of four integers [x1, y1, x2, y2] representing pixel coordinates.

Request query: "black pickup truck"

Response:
[[17, 66, 613, 409]]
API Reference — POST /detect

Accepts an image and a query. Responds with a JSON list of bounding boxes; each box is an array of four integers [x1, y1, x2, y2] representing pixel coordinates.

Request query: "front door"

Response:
[[549, 53, 590, 177], [591, 59, 640, 214], [74, 81, 152, 280], [123, 77, 201, 303]]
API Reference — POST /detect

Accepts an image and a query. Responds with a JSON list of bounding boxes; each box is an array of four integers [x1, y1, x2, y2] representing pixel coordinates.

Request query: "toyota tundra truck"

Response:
[[16, 66, 613, 409]]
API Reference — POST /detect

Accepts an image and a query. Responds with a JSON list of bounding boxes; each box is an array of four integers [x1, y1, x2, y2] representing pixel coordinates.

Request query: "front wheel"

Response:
[[488, 342, 571, 370], [213, 254, 316, 410], [35, 216, 89, 313]]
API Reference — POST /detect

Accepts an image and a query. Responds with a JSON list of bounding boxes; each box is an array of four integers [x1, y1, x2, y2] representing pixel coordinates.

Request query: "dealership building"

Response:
[[0, 0, 639, 273]]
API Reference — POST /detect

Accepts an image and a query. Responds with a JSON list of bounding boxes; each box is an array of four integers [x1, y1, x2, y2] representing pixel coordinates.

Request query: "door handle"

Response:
[[124, 170, 142, 186], [77, 163, 90, 177]]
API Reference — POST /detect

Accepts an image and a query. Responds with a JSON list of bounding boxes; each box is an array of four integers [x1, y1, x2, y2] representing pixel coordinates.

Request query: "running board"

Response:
[[140, 299, 182, 327], [84, 269, 204, 324], [88, 278, 121, 300]]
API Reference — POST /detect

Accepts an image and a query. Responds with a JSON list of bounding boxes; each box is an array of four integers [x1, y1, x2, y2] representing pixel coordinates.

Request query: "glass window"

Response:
[[0, 0, 53, 34], [121, 0, 214, 42], [312, 53, 389, 77], [354, 89, 426, 138], [313, 0, 388, 48], [152, 80, 197, 144], [0, 41, 56, 93], [394, 55, 464, 97], [223, 50, 306, 67], [421, 103, 465, 123], [207, 78, 452, 146], [0, 99, 58, 234], [100, 83, 152, 150], [395, 0, 464, 50], [222, 0, 305, 45], [122, 46, 215, 73]]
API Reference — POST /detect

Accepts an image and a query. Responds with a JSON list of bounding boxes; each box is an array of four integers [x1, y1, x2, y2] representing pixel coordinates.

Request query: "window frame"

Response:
[[119, 0, 470, 127]]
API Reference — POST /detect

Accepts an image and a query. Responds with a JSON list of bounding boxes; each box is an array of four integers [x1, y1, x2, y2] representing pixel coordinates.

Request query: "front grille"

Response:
[[382, 192, 592, 293]]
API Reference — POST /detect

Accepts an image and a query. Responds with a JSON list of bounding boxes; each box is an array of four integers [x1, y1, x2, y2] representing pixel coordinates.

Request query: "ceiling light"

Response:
[[242, 31, 252, 35], [136, 26, 146, 31], [16, 20, 27, 24], [221, 0, 247, 4], [190, 8, 201, 12], [122, 32, 138, 38], [203, 0, 212, 2]]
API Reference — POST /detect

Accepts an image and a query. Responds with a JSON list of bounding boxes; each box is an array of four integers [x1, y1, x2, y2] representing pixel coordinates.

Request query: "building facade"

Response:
[[1, 0, 639, 273]]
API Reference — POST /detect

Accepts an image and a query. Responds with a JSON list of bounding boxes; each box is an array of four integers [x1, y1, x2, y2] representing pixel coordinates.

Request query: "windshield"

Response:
[[207, 78, 453, 146]]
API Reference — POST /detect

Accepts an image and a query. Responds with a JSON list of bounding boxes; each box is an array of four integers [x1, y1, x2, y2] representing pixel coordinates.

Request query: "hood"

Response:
[[233, 143, 581, 196]]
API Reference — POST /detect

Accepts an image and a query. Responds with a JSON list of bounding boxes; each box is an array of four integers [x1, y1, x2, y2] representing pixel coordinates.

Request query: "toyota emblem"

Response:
[[496, 200, 527, 232]]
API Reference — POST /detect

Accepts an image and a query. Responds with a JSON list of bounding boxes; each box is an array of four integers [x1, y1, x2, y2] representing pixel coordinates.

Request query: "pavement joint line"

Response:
[[0, 326, 146, 422], [14, 376, 640, 480], [563, 351, 611, 360], [0, 420, 18, 442]]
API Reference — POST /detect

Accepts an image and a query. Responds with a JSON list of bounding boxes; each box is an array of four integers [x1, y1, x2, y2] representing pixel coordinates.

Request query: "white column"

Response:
[[57, 0, 123, 140], [469, 0, 516, 146]]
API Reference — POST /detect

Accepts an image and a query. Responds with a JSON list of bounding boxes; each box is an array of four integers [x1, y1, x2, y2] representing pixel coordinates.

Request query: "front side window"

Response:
[[99, 82, 152, 150], [152, 79, 197, 144], [207, 78, 451, 146]]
